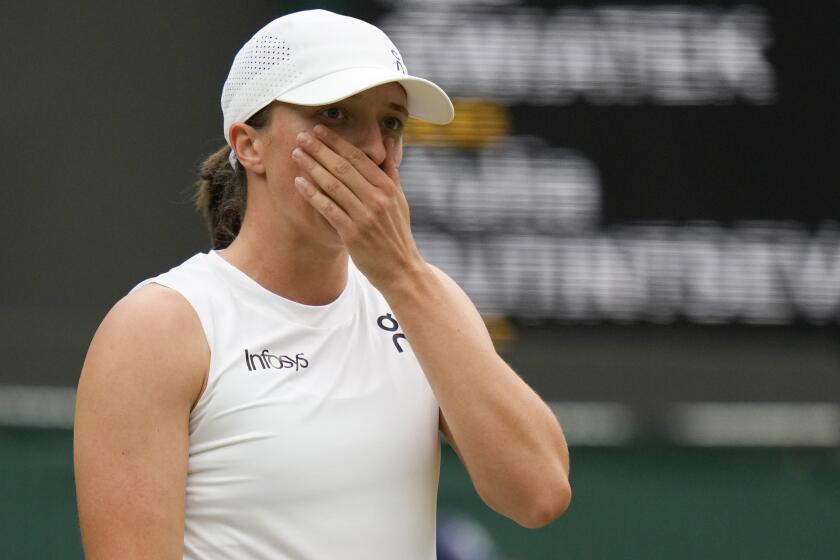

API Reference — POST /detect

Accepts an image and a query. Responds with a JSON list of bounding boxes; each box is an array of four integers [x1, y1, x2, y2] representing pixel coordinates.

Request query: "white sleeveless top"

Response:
[[135, 251, 441, 559]]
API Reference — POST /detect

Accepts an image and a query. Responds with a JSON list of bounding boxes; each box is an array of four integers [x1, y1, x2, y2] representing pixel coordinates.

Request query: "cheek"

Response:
[[265, 150, 295, 183], [264, 133, 304, 178]]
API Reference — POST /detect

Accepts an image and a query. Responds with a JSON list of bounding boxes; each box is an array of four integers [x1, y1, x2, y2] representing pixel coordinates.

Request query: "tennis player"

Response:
[[74, 9, 570, 559]]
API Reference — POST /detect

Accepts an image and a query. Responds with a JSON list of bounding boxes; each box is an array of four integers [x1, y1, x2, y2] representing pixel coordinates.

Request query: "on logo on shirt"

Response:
[[377, 313, 407, 353]]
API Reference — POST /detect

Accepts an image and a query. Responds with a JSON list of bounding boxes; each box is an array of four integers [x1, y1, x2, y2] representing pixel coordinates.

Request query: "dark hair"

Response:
[[194, 103, 275, 249]]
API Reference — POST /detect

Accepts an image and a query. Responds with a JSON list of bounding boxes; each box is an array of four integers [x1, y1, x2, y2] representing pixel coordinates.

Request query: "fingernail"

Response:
[[294, 176, 313, 195], [296, 132, 310, 145], [291, 148, 303, 159], [313, 125, 328, 137]]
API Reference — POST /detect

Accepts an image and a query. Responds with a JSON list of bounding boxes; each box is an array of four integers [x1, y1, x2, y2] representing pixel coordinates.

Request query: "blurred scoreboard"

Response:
[[347, 0, 840, 405]]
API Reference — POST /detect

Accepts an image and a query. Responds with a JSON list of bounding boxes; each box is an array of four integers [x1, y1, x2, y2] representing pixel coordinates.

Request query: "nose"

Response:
[[351, 121, 387, 167]]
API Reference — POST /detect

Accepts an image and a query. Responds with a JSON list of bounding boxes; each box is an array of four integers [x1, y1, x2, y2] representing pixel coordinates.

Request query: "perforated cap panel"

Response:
[[221, 35, 301, 136]]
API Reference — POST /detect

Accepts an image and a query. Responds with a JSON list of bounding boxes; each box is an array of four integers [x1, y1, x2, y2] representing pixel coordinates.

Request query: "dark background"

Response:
[[3, 0, 836, 404]]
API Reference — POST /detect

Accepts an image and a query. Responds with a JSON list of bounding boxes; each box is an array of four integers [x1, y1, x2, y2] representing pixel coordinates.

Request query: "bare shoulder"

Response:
[[81, 282, 208, 401], [98, 282, 207, 352], [74, 283, 208, 558]]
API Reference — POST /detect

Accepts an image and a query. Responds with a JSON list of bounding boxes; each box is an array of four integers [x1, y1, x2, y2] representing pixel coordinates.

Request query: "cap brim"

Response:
[[275, 67, 454, 125]]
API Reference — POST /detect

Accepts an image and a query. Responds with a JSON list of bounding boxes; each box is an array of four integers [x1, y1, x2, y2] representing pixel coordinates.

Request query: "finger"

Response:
[[294, 175, 354, 234], [291, 147, 367, 219], [382, 136, 401, 186], [311, 125, 393, 191], [391, 135, 404, 169], [296, 130, 379, 198]]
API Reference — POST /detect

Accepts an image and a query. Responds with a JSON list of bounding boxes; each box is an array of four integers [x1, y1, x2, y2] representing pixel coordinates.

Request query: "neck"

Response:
[[218, 216, 349, 306]]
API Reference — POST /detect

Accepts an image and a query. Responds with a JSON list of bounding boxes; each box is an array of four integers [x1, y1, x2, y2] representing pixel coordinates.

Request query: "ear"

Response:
[[229, 123, 266, 175]]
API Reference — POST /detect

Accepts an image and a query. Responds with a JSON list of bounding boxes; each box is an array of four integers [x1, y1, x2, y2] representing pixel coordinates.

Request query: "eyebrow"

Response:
[[388, 103, 409, 116]]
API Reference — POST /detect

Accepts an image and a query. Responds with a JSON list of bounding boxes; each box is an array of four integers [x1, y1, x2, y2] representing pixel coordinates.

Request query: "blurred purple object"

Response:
[[437, 511, 503, 560]]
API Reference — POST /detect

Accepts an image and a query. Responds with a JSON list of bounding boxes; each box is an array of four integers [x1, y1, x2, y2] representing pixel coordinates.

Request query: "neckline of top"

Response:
[[207, 250, 358, 328]]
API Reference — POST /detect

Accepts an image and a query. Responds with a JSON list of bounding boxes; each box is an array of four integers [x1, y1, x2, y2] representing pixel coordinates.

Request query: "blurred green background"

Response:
[[2, 429, 839, 559]]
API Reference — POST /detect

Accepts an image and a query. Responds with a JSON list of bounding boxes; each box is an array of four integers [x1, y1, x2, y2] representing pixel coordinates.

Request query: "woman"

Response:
[[74, 9, 570, 559]]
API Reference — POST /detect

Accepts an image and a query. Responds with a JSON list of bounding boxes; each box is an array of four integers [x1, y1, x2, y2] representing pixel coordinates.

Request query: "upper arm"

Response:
[[74, 284, 208, 560]]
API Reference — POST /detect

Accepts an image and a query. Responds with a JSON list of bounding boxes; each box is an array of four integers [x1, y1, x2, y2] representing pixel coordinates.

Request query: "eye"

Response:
[[382, 116, 404, 131], [321, 107, 346, 120]]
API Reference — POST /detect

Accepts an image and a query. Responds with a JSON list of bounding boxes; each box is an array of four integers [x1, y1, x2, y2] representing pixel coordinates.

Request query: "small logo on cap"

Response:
[[391, 49, 407, 75]]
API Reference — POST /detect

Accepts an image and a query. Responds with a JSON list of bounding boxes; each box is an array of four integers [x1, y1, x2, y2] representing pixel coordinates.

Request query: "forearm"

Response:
[[382, 262, 571, 527]]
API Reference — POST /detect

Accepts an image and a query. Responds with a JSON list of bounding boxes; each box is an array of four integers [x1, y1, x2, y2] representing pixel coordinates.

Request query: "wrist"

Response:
[[377, 258, 439, 305]]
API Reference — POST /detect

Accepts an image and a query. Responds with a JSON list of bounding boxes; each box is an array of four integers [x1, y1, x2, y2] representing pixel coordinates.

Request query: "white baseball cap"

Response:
[[221, 9, 454, 151]]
